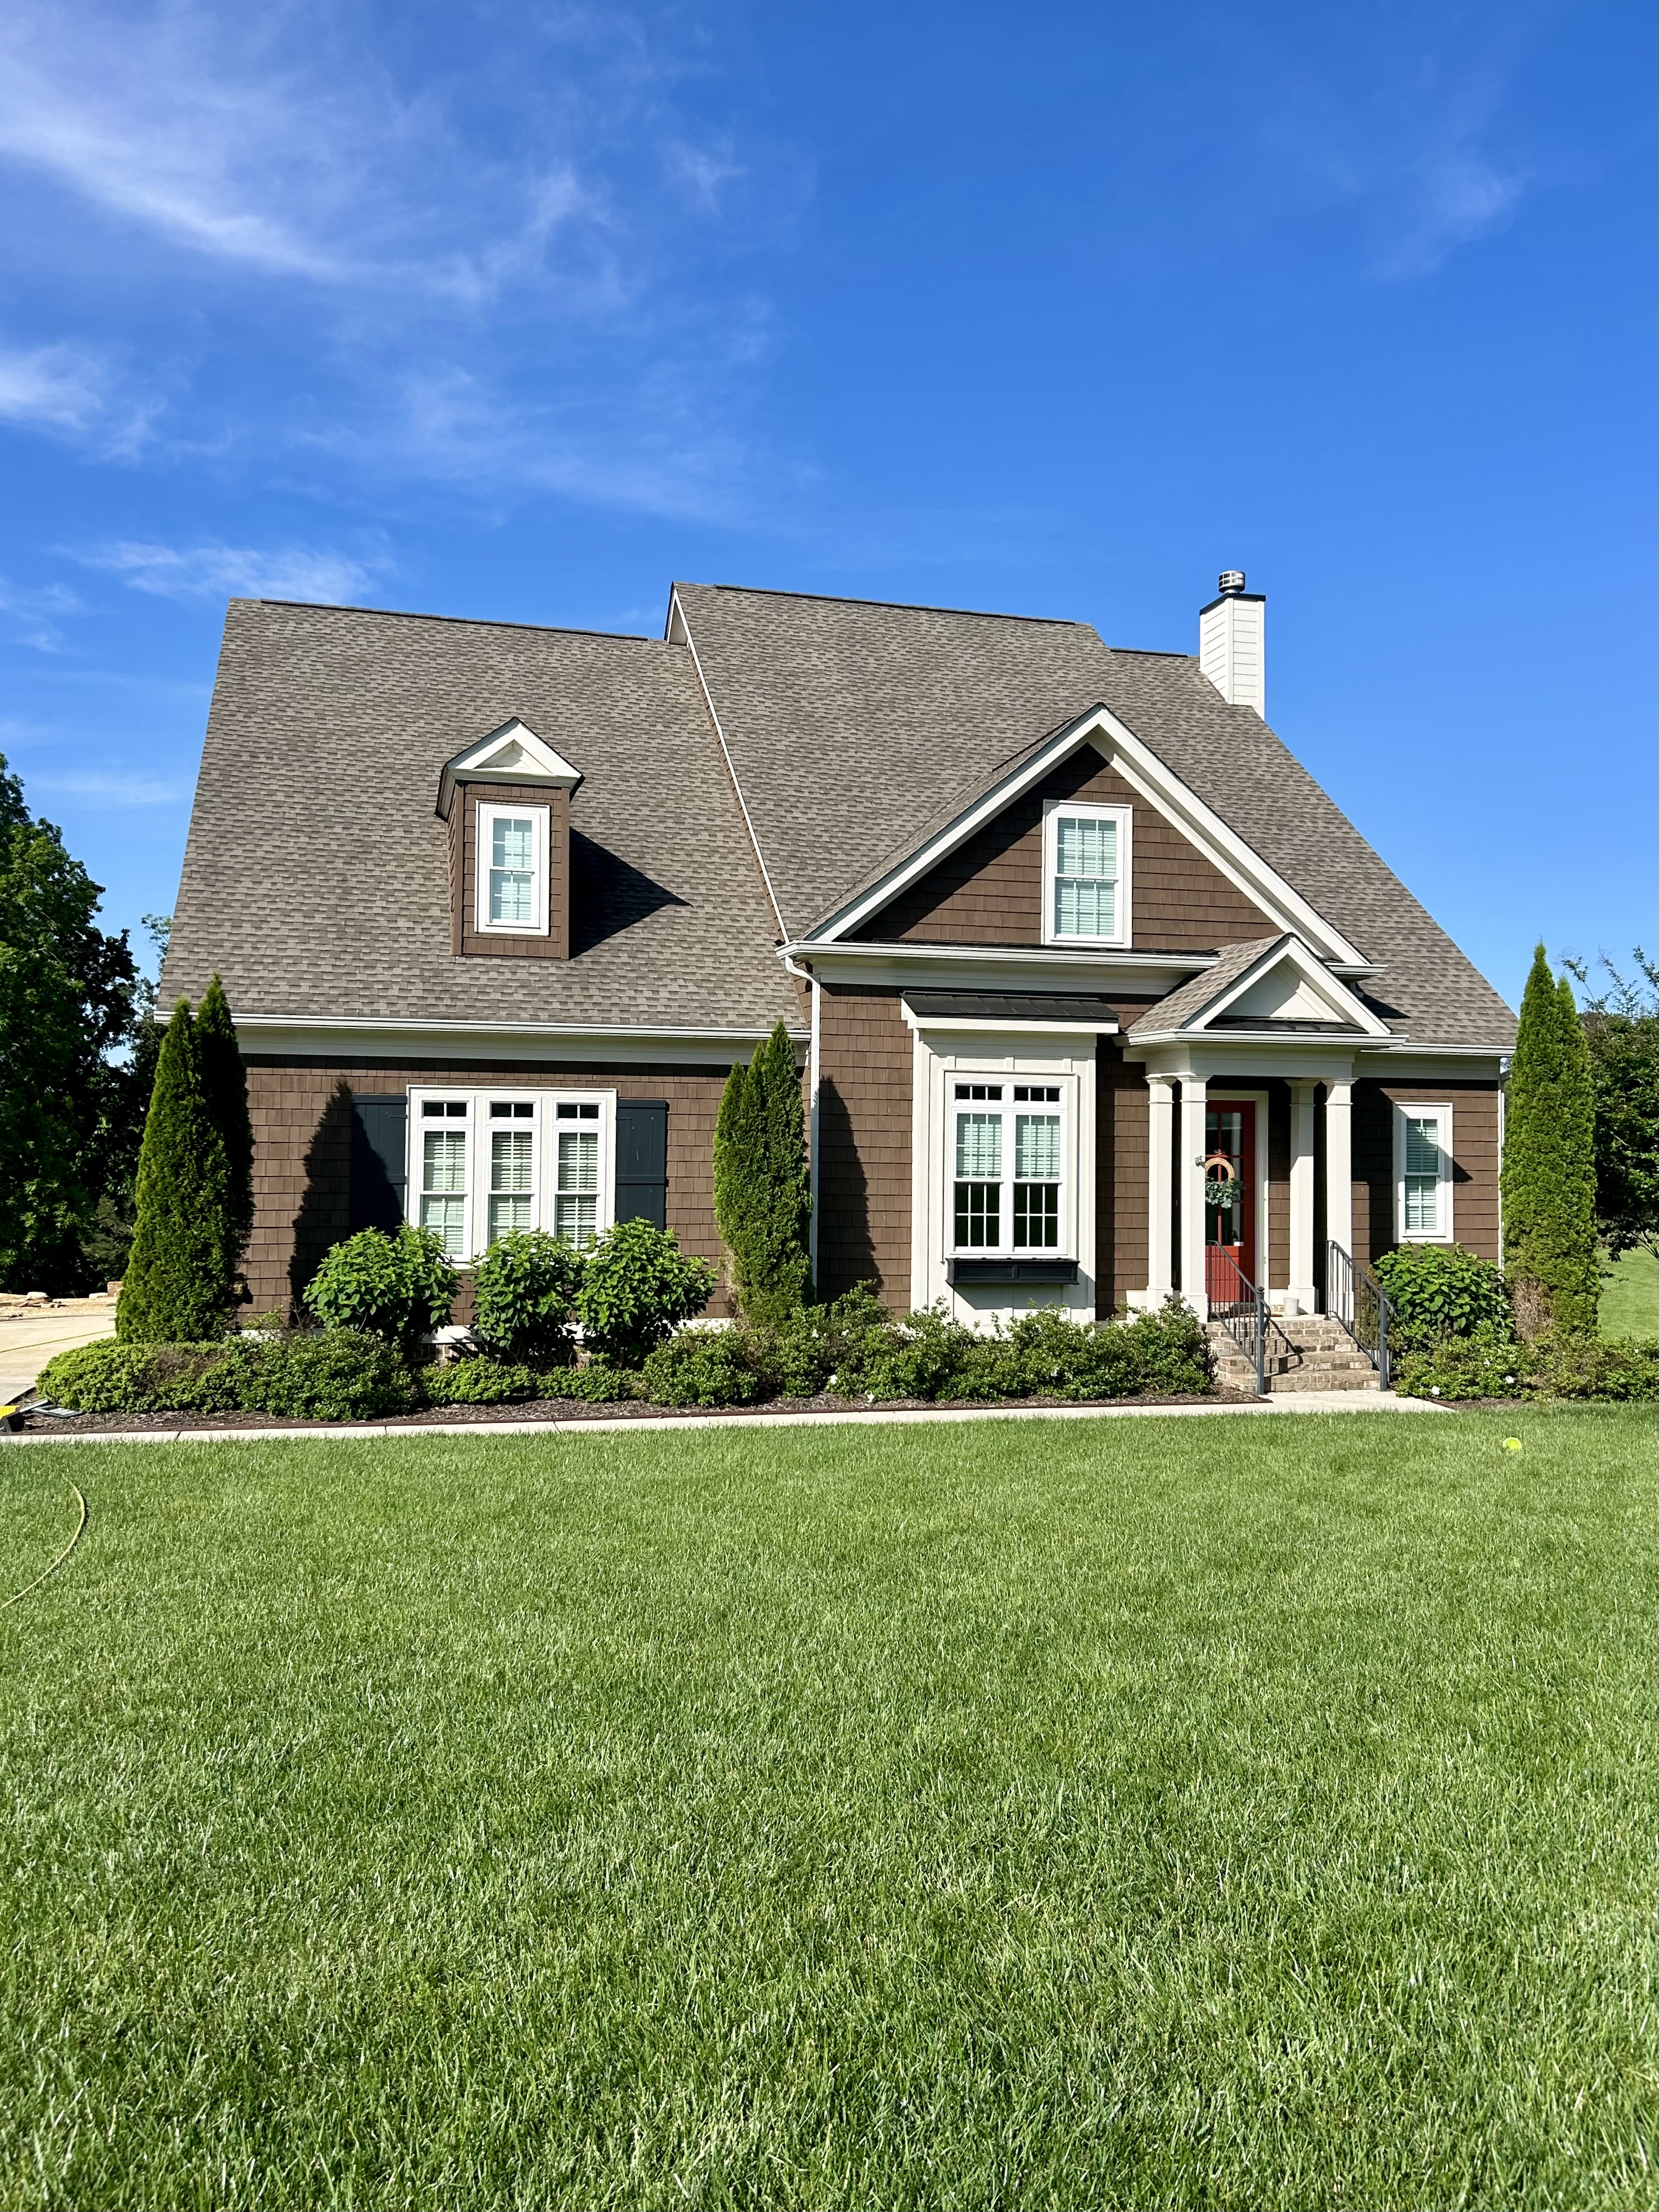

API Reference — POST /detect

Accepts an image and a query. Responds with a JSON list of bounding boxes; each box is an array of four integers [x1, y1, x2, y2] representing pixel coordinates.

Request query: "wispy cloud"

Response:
[[79, 540, 390, 605], [29, 769, 187, 806], [0, 339, 111, 429], [1373, 151, 1526, 280], [0, 574, 82, 649]]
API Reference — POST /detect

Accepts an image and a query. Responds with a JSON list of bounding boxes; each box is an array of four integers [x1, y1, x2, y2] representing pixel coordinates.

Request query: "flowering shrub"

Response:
[[470, 1232, 584, 1366], [303, 1227, 457, 1357]]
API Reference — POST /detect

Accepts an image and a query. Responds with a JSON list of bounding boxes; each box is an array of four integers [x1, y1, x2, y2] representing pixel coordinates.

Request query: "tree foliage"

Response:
[[116, 1002, 236, 1341], [712, 1020, 812, 1328], [1500, 945, 1599, 1337], [1564, 948, 1658, 1259], [0, 755, 140, 1290], [196, 972, 254, 1271]]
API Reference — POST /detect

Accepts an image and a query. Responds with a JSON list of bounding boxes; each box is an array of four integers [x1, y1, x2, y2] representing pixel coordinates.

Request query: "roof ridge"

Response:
[[240, 598, 666, 645], [676, 580, 1093, 629]]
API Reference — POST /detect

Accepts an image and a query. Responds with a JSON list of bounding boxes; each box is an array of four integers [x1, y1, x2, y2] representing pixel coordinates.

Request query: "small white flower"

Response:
[[1431, 1385, 1441, 1396]]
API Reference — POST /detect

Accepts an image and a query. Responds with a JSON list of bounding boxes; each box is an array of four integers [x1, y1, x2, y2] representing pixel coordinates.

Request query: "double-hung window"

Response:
[[1042, 799, 1131, 946], [475, 801, 550, 936], [408, 1089, 614, 1260], [1396, 1103, 1453, 1242], [950, 1082, 1067, 1255]]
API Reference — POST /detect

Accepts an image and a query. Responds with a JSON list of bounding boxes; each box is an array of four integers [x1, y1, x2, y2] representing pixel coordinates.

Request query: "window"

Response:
[[950, 1080, 1068, 1254], [1042, 800, 1131, 946], [1395, 1102, 1453, 1242], [475, 801, 550, 936], [407, 1089, 614, 1259]]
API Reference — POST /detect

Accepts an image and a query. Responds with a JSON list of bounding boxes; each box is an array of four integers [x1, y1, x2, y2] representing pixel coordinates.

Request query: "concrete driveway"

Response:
[[0, 1295, 119, 1403]]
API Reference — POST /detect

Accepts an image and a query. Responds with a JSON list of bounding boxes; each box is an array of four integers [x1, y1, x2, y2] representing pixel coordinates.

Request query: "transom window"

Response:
[[1396, 1103, 1453, 1242], [1041, 799, 1131, 947], [949, 1083, 1068, 1254], [475, 801, 550, 936], [407, 1089, 614, 1259]]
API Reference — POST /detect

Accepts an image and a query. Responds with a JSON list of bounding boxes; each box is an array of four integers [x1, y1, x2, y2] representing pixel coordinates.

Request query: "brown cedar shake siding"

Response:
[[448, 781, 572, 959], [815, 982, 912, 1309], [860, 751, 1273, 950], [1351, 1079, 1501, 1266], [244, 1058, 735, 1320]]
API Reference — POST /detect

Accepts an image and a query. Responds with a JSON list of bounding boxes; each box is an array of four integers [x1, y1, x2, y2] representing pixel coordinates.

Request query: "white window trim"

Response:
[[475, 800, 551, 937], [946, 1079, 1073, 1260], [1041, 798, 1132, 948], [1394, 1100, 1454, 1244], [406, 1087, 616, 1262]]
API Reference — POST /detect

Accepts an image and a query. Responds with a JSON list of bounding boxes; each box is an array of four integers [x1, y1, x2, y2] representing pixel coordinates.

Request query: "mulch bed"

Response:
[[20, 1386, 1262, 1436]]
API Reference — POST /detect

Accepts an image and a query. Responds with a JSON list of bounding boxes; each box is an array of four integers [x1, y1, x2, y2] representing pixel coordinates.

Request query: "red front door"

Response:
[[1204, 1100, 1256, 1299]]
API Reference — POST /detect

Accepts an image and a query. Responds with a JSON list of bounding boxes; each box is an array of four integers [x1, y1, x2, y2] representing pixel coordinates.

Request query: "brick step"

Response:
[[1213, 1360, 1382, 1395]]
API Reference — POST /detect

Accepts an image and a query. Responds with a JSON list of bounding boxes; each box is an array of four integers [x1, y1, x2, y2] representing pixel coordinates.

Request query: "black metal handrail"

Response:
[[1325, 1240, 1392, 1388], [1206, 1244, 1268, 1398]]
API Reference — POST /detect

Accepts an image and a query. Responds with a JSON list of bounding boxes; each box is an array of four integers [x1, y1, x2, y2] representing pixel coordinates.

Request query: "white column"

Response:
[[1145, 1074, 1175, 1303], [1325, 1079, 1354, 1269], [1179, 1074, 1208, 1319], [1287, 1079, 1316, 1315]]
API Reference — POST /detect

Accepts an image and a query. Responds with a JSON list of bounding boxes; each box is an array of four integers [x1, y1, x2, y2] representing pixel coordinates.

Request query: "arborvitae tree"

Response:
[[712, 1020, 812, 1328], [1501, 945, 1599, 1337], [195, 972, 254, 1276], [116, 1002, 235, 1342]]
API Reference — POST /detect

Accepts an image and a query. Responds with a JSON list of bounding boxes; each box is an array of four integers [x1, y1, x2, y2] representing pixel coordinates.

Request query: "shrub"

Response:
[[640, 1330, 765, 1407], [302, 1226, 457, 1357], [470, 1231, 583, 1365], [1395, 1323, 1527, 1402], [118, 1001, 235, 1343], [1502, 945, 1600, 1335], [534, 1363, 644, 1403], [1373, 1244, 1510, 1352], [37, 1338, 235, 1413], [574, 1219, 714, 1367], [747, 1282, 898, 1398], [713, 1022, 812, 1328], [1526, 1333, 1658, 1402], [1394, 1325, 1658, 1403], [195, 974, 254, 1273], [418, 1357, 538, 1405], [233, 1331, 413, 1421]]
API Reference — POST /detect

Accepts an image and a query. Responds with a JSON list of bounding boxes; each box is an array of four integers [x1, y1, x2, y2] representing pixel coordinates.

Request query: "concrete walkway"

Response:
[[10, 1389, 1449, 1445], [0, 1296, 118, 1404]]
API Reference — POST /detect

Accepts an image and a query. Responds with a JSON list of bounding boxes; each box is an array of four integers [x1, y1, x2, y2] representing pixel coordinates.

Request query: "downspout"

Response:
[[1496, 1051, 1510, 1273], [782, 952, 820, 1287]]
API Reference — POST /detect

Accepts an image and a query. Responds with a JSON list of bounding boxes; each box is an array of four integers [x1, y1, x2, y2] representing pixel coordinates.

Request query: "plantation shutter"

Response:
[[614, 1100, 668, 1229], [349, 1095, 408, 1232]]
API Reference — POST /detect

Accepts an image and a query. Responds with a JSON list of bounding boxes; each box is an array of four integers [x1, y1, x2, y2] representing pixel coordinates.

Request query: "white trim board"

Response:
[[802, 707, 1369, 968], [229, 1013, 804, 1067]]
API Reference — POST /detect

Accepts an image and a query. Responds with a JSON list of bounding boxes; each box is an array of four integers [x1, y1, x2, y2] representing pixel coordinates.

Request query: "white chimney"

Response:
[[1199, 570, 1265, 716]]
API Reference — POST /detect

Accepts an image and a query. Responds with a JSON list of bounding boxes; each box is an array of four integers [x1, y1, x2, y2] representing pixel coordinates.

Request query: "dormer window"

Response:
[[476, 803, 549, 935], [1042, 799, 1131, 946]]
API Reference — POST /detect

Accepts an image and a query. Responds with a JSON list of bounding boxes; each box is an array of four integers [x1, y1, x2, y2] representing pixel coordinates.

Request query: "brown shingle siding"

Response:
[[866, 753, 1271, 951], [1352, 1080, 1501, 1265], [815, 984, 912, 1309]]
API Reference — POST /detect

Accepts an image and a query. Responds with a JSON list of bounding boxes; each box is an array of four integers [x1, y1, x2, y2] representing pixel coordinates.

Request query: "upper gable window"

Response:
[[476, 801, 550, 936], [1042, 800, 1131, 947]]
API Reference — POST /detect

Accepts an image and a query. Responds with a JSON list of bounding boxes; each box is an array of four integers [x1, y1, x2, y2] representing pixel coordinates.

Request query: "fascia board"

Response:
[[437, 719, 583, 817], [229, 1012, 803, 1066], [900, 1011, 1120, 1037], [784, 939, 1214, 972], [1188, 935, 1391, 1038], [805, 705, 1367, 967]]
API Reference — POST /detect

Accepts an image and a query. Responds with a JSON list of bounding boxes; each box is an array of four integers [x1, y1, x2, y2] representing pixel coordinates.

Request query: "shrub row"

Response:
[[1395, 1324, 1658, 1402], [38, 1291, 1214, 1418]]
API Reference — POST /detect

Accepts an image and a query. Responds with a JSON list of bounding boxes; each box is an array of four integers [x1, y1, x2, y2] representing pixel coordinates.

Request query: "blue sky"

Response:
[[0, 0, 1652, 1008]]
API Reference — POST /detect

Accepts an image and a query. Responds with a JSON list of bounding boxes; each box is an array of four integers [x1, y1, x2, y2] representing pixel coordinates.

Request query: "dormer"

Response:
[[437, 719, 583, 959]]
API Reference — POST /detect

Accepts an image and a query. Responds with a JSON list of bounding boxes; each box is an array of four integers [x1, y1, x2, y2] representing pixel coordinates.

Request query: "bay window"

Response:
[[949, 1081, 1067, 1256]]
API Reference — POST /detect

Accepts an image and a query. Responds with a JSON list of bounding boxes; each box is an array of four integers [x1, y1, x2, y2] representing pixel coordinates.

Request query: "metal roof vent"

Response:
[[1217, 570, 1247, 596]]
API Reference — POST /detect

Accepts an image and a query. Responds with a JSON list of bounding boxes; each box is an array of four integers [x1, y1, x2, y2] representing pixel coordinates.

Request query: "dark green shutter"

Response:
[[615, 1100, 668, 1228], [350, 1096, 408, 1232]]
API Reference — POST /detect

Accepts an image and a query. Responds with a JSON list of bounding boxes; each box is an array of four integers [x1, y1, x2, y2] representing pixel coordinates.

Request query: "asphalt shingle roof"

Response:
[[673, 583, 1516, 1048], [163, 600, 797, 1032]]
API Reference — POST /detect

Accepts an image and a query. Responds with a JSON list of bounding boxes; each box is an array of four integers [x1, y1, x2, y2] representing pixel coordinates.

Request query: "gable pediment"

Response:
[[812, 705, 1368, 969], [1129, 932, 1391, 1039], [437, 719, 583, 818]]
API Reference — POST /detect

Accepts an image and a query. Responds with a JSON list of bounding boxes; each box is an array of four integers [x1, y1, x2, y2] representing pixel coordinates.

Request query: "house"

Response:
[[162, 573, 1516, 1332]]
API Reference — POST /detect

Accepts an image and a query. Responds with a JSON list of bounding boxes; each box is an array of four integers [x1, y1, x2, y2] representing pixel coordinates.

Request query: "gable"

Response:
[[855, 746, 1275, 952]]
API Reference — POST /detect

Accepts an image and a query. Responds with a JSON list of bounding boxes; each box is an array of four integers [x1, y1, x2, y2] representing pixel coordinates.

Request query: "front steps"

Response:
[[1208, 1314, 1382, 1395]]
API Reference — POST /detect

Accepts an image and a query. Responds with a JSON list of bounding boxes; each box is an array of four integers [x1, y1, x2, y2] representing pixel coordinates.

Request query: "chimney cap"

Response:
[[1217, 570, 1247, 596]]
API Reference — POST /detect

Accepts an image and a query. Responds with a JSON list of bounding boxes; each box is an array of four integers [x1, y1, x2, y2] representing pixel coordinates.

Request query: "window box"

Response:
[[946, 1257, 1080, 1285]]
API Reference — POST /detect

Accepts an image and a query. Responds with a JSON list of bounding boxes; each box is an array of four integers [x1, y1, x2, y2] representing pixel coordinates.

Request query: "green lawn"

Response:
[[1601, 1245, 1659, 1341], [2, 1411, 1652, 2210]]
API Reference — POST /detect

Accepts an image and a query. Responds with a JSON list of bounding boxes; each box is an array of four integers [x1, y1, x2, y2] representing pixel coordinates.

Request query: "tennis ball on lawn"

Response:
[[1502, 1436, 1523, 1452]]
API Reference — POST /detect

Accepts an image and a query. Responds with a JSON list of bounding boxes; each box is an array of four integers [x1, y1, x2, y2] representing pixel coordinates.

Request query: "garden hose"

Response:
[[1, 1478, 88, 1611]]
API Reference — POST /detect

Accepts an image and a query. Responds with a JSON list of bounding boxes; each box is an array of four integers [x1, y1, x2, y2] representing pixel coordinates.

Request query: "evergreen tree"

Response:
[[116, 1002, 235, 1342], [195, 972, 254, 1274], [712, 1020, 812, 1327], [1501, 945, 1599, 1336]]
